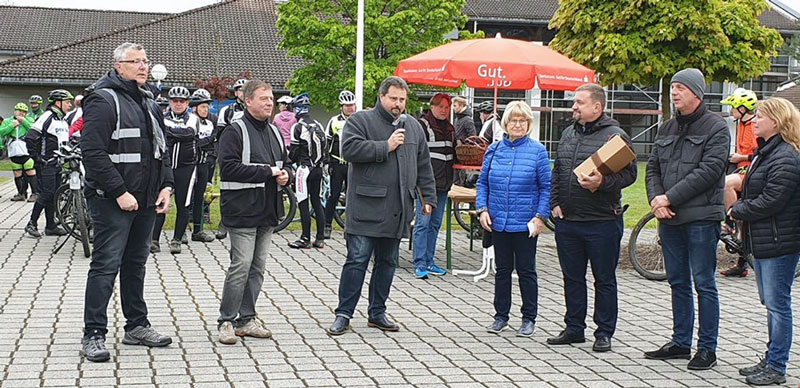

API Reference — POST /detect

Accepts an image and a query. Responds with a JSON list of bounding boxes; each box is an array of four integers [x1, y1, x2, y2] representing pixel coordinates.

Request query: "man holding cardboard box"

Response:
[[644, 68, 730, 370], [547, 83, 636, 353]]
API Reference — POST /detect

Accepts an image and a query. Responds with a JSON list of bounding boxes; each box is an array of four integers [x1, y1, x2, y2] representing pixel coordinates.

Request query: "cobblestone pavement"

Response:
[[0, 181, 798, 388]]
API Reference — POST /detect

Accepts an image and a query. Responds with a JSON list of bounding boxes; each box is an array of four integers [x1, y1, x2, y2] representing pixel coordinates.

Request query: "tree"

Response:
[[276, 0, 481, 110], [549, 0, 783, 121], [192, 71, 251, 101]]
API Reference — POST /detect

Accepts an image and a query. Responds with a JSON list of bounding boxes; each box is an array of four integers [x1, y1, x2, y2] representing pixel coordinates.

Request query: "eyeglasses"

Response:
[[508, 119, 528, 127], [118, 59, 151, 67]]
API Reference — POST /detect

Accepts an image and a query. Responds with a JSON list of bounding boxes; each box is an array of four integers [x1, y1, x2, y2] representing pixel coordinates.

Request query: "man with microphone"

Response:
[[326, 76, 437, 335]]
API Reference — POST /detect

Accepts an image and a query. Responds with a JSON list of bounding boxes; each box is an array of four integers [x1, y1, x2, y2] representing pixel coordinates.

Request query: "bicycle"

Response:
[[628, 212, 800, 281], [53, 144, 91, 258], [273, 165, 345, 233]]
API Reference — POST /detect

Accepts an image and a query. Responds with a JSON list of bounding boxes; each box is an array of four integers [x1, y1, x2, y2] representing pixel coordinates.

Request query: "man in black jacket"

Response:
[[547, 84, 636, 353], [644, 68, 730, 370], [216, 80, 292, 345], [213, 78, 248, 240], [80, 42, 175, 362]]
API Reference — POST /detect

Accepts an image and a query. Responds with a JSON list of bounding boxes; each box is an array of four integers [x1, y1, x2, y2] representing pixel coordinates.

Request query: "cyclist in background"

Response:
[[273, 95, 295, 149], [719, 88, 758, 277], [322, 90, 356, 239], [27, 95, 45, 121], [478, 100, 503, 143], [0, 103, 38, 202]]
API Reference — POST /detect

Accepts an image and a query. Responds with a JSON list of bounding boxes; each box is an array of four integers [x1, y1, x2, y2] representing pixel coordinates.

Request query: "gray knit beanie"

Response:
[[670, 68, 706, 100]]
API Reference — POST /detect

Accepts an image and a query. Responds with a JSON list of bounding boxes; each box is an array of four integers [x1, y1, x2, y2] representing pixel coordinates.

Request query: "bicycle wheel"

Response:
[[274, 186, 297, 232], [628, 212, 667, 281], [55, 184, 77, 236], [452, 201, 475, 232], [333, 194, 345, 228], [73, 189, 91, 258]]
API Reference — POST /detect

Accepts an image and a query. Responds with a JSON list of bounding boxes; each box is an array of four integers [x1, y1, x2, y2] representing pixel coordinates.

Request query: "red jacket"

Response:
[[69, 116, 84, 136]]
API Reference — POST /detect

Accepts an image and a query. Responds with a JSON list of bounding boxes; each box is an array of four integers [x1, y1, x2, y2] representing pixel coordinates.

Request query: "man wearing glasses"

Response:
[[80, 42, 175, 362]]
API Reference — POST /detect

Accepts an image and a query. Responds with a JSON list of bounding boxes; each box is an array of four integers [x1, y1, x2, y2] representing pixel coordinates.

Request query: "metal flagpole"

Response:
[[355, 0, 365, 110]]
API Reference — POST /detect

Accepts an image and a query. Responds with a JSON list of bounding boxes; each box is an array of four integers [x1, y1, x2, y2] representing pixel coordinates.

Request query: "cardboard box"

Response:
[[573, 135, 636, 192]]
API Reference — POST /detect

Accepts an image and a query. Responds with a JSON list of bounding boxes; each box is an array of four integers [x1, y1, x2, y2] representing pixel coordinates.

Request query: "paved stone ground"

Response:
[[0, 180, 798, 388]]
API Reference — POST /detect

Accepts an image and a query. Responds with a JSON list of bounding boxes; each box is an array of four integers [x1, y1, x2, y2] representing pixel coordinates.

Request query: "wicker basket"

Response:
[[455, 136, 489, 166]]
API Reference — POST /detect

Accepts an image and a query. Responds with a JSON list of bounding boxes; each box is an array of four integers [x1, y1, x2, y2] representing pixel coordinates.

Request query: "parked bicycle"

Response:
[[273, 166, 345, 233], [53, 144, 91, 258], [628, 212, 800, 281]]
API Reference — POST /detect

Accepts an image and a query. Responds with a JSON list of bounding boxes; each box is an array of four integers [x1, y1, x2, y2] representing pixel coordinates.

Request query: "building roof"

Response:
[[463, 0, 558, 22], [773, 83, 800, 107], [0, 0, 301, 89], [0, 6, 166, 53], [759, 7, 800, 32]]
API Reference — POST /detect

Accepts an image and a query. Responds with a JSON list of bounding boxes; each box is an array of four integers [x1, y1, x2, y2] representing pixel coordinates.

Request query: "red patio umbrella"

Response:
[[394, 33, 595, 111]]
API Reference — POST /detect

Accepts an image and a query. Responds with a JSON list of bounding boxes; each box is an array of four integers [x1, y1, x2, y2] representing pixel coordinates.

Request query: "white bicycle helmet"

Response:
[[338, 90, 356, 105], [168, 86, 190, 100]]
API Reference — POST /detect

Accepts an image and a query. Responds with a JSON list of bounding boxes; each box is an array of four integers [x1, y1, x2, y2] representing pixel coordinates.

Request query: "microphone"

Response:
[[392, 113, 408, 129]]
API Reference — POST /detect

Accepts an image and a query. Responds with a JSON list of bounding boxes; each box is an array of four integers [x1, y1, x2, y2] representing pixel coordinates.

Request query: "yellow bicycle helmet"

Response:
[[721, 88, 757, 112], [13, 102, 29, 112]]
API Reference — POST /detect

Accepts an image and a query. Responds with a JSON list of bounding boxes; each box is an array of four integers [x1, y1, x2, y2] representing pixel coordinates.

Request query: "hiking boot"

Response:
[[45, 225, 68, 236], [414, 268, 429, 279], [644, 341, 691, 360], [323, 225, 332, 239], [122, 325, 172, 347], [721, 264, 748, 277], [81, 334, 110, 362], [427, 264, 447, 276], [24, 222, 41, 238], [740, 353, 768, 376], [486, 318, 508, 334], [10, 193, 26, 202], [191, 230, 215, 242], [745, 366, 786, 385], [150, 240, 160, 253], [312, 239, 325, 248], [218, 321, 237, 345], [26, 193, 38, 203], [235, 320, 272, 339], [169, 239, 181, 254], [687, 349, 717, 370], [289, 238, 311, 249], [517, 319, 535, 337]]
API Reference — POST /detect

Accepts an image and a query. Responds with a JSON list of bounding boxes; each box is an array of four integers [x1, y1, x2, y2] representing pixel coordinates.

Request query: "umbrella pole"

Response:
[[493, 86, 498, 117]]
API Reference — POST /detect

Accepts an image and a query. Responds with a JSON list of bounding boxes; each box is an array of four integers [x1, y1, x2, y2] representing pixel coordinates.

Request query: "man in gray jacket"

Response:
[[644, 68, 730, 370], [327, 76, 437, 335]]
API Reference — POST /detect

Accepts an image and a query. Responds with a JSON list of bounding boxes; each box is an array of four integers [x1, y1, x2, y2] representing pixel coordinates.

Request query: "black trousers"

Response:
[[192, 163, 210, 228], [30, 163, 60, 229], [153, 165, 193, 241], [84, 196, 155, 336], [299, 166, 325, 240], [324, 160, 347, 227]]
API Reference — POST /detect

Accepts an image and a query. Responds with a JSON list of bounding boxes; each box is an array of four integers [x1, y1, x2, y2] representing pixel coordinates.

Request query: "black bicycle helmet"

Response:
[[48, 89, 75, 103], [477, 100, 494, 113]]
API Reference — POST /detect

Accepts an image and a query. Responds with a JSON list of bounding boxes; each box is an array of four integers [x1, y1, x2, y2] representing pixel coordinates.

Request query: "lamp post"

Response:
[[151, 64, 168, 91]]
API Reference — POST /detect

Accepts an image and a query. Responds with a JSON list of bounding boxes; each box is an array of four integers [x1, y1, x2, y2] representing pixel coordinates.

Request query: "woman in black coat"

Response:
[[729, 97, 800, 386]]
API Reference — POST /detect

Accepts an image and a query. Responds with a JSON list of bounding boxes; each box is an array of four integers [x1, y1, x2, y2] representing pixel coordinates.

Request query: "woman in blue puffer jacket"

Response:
[[475, 100, 551, 338]]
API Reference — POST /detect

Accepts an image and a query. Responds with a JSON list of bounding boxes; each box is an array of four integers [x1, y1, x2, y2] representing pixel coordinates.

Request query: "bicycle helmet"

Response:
[[29, 95, 43, 104], [13, 102, 29, 113], [720, 88, 757, 112], [478, 100, 494, 113], [233, 78, 247, 90], [168, 86, 190, 100], [190, 88, 213, 106], [292, 93, 310, 115], [277, 95, 293, 105], [156, 96, 169, 108], [48, 89, 74, 103], [338, 90, 356, 105]]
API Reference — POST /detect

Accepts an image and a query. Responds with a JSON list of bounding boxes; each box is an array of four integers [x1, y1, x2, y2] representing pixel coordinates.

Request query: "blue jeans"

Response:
[[84, 196, 156, 336], [412, 190, 448, 270], [335, 234, 400, 320], [554, 218, 623, 338], [492, 231, 538, 322], [659, 221, 720, 352], [753, 253, 799, 374]]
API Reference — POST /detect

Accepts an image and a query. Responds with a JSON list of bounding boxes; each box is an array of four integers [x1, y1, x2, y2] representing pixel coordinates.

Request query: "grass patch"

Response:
[[621, 164, 650, 229], [0, 160, 13, 171]]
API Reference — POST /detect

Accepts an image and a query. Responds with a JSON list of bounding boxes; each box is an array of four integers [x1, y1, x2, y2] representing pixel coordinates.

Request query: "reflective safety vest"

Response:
[[419, 116, 455, 162], [97, 88, 166, 164], [219, 118, 283, 191]]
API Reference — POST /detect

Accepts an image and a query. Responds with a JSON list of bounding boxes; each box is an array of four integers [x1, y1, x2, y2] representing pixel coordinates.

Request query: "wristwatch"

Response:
[[476, 207, 488, 215], [534, 213, 547, 221]]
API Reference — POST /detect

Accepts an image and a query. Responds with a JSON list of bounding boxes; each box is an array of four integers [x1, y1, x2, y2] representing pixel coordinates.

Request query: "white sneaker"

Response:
[[218, 322, 237, 345], [235, 320, 272, 339]]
